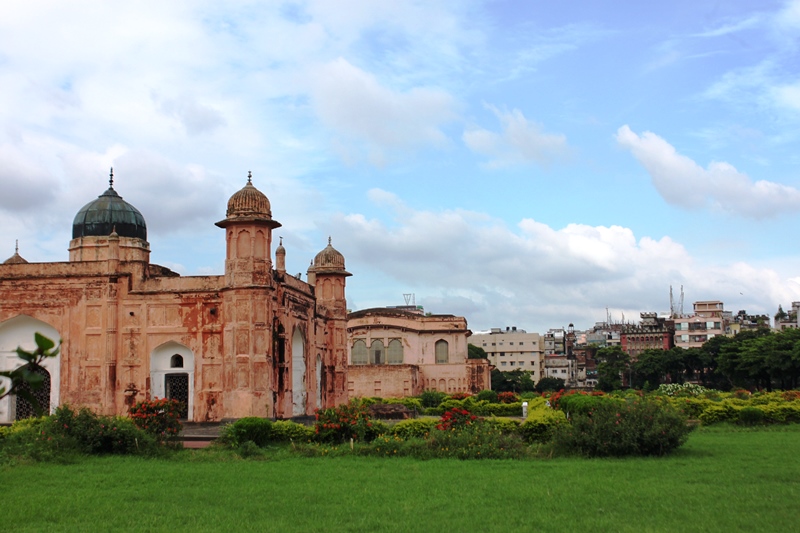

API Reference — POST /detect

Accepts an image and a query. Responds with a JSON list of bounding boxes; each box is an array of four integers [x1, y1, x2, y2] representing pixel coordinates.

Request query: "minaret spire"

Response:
[[247, 170, 252, 184], [109, 167, 114, 189]]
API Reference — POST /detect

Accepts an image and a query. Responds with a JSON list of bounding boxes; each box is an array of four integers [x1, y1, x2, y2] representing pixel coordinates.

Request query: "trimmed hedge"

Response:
[[520, 408, 566, 443]]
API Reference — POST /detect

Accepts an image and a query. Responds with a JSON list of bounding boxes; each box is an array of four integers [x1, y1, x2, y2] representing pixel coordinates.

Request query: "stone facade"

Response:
[[0, 172, 350, 423], [346, 308, 490, 397]]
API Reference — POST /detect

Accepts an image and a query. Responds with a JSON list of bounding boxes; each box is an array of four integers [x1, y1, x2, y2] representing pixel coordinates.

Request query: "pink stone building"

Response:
[[346, 308, 491, 398], [0, 171, 350, 423]]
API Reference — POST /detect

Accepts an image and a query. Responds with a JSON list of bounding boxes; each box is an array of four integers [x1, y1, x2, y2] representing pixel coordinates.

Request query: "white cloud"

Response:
[[332, 189, 798, 331], [308, 58, 457, 164], [616, 125, 800, 218], [463, 105, 569, 168]]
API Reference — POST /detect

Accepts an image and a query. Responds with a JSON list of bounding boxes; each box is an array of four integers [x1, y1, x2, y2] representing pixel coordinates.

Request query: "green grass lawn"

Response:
[[3, 425, 799, 532]]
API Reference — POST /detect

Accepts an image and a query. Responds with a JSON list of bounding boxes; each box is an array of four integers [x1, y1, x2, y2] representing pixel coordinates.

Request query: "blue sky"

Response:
[[2, 1, 800, 333]]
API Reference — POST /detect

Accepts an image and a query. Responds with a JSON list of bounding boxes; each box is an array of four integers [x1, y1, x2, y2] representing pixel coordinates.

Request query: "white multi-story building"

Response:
[[674, 301, 728, 349], [470, 327, 545, 382]]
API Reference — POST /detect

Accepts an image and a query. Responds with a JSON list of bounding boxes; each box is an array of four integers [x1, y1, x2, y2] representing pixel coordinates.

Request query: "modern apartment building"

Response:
[[470, 327, 545, 381], [673, 301, 728, 349]]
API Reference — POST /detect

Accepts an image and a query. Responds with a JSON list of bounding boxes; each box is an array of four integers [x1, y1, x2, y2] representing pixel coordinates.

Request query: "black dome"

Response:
[[72, 181, 147, 241]]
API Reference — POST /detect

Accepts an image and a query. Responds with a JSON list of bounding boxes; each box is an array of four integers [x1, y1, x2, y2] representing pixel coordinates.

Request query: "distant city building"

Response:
[[774, 302, 799, 331], [346, 307, 490, 398], [729, 309, 770, 334], [470, 327, 544, 382], [620, 312, 675, 358], [674, 301, 728, 349]]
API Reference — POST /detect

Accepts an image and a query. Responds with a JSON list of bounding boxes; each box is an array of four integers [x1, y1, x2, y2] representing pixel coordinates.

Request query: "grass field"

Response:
[[3, 425, 799, 532]]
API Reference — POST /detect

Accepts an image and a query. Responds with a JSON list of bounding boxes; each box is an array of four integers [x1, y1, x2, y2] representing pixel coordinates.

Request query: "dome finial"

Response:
[[279, 236, 283, 245], [109, 167, 114, 189], [15, 239, 19, 254], [247, 170, 252, 184], [328, 236, 332, 245]]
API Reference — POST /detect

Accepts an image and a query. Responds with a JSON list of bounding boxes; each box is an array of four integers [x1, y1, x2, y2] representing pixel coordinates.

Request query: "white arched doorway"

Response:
[[291, 328, 306, 416], [150, 341, 195, 421], [0, 315, 61, 423]]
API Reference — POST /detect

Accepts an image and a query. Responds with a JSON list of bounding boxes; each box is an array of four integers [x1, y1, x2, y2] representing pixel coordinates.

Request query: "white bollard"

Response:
[[522, 401, 528, 418]]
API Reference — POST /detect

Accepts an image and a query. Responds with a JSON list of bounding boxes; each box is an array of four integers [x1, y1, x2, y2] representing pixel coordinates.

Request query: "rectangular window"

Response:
[[519, 361, 525, 366], [500, 352, 505, 356], [681, 334, 689, 342], [500, 362, 507, 366], [509, 342, 514, 345], [510, 362, 515, 366]]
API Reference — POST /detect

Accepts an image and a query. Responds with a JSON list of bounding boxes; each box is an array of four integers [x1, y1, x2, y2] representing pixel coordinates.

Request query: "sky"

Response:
[[2, 1, 800, 334]]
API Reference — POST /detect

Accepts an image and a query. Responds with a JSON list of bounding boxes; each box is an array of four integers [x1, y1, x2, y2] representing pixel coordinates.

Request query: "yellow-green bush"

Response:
[[520, 408, 566, 443], [390, 418, 437, 439]]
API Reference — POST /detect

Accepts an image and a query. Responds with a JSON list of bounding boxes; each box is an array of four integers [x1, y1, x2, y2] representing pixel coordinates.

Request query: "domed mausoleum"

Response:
[[0, 170, 350, 423], [69, 169, 150, 263]]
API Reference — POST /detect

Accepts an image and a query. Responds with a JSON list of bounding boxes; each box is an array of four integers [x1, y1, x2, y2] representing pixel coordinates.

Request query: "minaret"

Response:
[[311, 237, 351, 407], [215, 172, 281, 286], [275, 237, 286, 274]]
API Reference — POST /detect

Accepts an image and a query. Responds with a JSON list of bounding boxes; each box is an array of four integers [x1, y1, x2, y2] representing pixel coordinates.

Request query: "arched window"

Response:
[[435, 340, 449, 364], [351, 339, 368, 365], [170, 354, 184, 368], [387, 339, 403, 364], [370, 340, 385, 365]]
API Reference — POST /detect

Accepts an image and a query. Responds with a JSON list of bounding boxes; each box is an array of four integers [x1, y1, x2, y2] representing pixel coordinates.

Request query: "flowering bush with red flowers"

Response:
[[436, 407, 479, 431], [449, 392, 472, 401], [497, 392, 520, 404], [129, 397, 184, 442], [315, 399, 381, 443]]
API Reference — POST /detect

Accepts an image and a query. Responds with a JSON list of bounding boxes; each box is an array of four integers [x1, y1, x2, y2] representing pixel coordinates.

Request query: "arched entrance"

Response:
[[150, 341, 195, 420], [0, 315, 61, 423], [291, 328, 306, 416]]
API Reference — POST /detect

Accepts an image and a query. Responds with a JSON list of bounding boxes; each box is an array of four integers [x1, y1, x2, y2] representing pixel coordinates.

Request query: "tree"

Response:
[[467, 344, 488, 359], [491, 369, 536, 393], [534, 376, 565, 393], [0, 332, 60, 414], [595, 346, 630, 392], [629, 349, 667, 389]]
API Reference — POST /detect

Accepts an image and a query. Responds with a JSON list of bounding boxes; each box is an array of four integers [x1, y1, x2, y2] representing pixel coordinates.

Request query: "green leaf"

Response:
[[35, 332, 55, 351]]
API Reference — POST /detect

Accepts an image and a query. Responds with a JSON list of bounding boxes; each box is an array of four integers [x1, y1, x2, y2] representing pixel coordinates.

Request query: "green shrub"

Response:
[[552, 399, 692, 457], [484, 417, 521, 435], [439, 399, 467, 411], [520, 408, 566, 443], [424, 407, 444, 416], [391, 418, 438, 439], [497, 392, 520, 404], [422, 423, 529, 460], [237, 440, 267, 459], [220, 417, 274, 447], [315, 400, 379, 443], [382, 397, 424, 412], [476, 390, 498, 403], [436, 408, 479, 431], [760, 402, 800, 424], [1, 405, 159, 462], [558, 394, 610, 417], [699, 403, 738, 425], [474, 402, 523, 417], [128, 398, 184, 442], [272, 420, 316, 442], [419, 390, 448, 408], [737, 407, 765, 426]]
